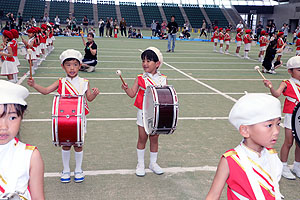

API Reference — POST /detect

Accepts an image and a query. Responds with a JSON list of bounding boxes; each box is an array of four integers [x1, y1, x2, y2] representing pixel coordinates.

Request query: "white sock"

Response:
[[62, 150, 71, 173], [213, 46, 216, 51], [150, 152, 158, 164], [294, 161, 300, 168], [137, 148, 145, 164], [75, 151, 83, 172], [282, 162, 288, 167], [245, 52, 248, 57], [220, 47, 223, 51], [13, 73, 18, 82], [260, 55, 263, 60]]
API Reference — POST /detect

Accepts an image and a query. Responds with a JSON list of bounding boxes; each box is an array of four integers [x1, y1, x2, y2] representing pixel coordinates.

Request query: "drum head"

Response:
[[143, 86, 155, 135], [292, 103, 300, 146]]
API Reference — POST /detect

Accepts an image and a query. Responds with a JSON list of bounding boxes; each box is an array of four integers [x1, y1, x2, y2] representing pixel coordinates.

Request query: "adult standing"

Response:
[[54, 15, 60, 29], [17, 12, 23, 31], [281, 23, 289, 41], [109, 17, 113, 37], [166, 15, 178, 52], [151, 20, 157, 37], [42, 13, 50, 23], [199, 20, 207, 38], [98, 18, 105, 37], [256, 21, 263, 40], [105, 18, 110, 37], [80, 32, 97, 72], [120, 17, 127, 37], [155, 20, 161, 36], [6, 13, 16, 29], [82, 15, 89, 34], [236, 21, 244, 30]]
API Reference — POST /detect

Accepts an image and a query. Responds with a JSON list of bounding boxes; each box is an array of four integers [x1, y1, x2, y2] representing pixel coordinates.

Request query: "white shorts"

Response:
[[225, 41, 230, 45], [260, 46, 267, 51], [284, 114, 292, 129], [136, 109, 143, 127], [244, 43, 251, 51], [236, 41, 242, 47], [219, 40, 224, 44], [214, 38, 218, 43], [277, 48, 283, 56], [296, 50, 300, 56]]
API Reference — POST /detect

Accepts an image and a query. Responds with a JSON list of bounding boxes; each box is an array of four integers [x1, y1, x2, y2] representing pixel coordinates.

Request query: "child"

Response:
[[27, 49, 100, 183], [224, 29, 231, 54], [121, 47, 166, 177], [206, 93, 283, 200], [212, 26, 219, 52], [263, 56, 300, 180], [10, 29, 20, 83], [0, 30, 18, 83], [296, 32, 300, 56], [235, 28, 243, 57], [258, 30, 269, 62], [0, 80, 44, 199], [262, 40, 286, 74], [276, 32, 285, 64], [136, 29, 143, 39], [243, 29, 252, 59], [22, 27, 38, 73], [218, 28, 224, 54]]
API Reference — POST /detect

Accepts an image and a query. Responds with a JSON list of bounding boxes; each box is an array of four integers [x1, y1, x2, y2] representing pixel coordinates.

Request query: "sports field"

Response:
[[3, 31, 300, 199]]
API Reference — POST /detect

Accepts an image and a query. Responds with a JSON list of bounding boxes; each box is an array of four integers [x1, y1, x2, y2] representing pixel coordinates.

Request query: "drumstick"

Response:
[[254, 66, 271, 88], [28, 49, 33, 80], [116, 70, 126, 85]]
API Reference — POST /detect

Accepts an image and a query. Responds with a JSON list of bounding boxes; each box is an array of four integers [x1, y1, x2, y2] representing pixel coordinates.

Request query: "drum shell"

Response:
[[292, 103, 300, 146]]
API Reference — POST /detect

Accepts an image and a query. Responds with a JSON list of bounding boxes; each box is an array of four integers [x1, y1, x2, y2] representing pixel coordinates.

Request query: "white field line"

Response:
[[28, 92, 250, 95], [44, 166, 217, 177], [22, 117, 228, 122], [17, 71, 29, 85]]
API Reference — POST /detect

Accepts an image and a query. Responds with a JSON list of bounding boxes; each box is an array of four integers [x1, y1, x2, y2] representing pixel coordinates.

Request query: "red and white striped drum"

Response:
[[52, 95, 85, 146], [143, 85, 179, 135]]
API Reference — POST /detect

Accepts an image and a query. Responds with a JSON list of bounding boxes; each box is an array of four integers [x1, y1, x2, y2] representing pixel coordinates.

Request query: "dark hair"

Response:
[[63, 58, 81, 65], [141, 50, 159, 62], [87, 32, 94, 38], [171, 15, 175, 18], [0, 104, 27, 119], [266, 40, 277, 52]]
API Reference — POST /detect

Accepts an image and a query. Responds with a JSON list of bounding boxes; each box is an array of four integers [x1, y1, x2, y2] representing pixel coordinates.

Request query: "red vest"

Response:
[[10, 39, 18, 56], [236, 33, 242, 41], [225, 33, 230, 41], [1, 44, 15, 62], [296, 39, 300, 50], [282, 80, 300, 114], [243, 34, 251, 44], [219, 32, 224, 40], [259, 36, 267, 47], [277, 38, 284, 49]]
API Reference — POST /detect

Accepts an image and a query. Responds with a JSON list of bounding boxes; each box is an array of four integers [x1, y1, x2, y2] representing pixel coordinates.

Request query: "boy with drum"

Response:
[[206, 93, 283, 200], [121, 47, 166, 177], [263, 56, 300, 180], [27, 49, 100, 183]]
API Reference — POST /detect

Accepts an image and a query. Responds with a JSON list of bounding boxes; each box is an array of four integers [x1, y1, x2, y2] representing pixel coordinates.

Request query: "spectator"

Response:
[[236, 21, 244, 30], [151, 20, 157, 37], [132, 28, 137, 38], [80, 32, 97, 72], [109, 17, 113, 37], [199, 20, 207, 38], [256, 21, 263, 40], [155, 20, 161, 36], [120, 17, 127, 37], [128, 27, 132, 38], [98, 18, 105, 37], [17, 12, 23, 31], [136, 29, 143, 38], [6, 12, 16, 29], [266, 21, 272, 35], [105, 18, 110, 37], [71, 17, 77, 30], [54, 15, 60, 28], [166, 15, 178, 52], [82, 15, 89, 34], [293, 26, 300, 43], [30, 16, 36, 27], [184, 20, 190, 32], [43, 13, 50, 23], [270, 23, 276, 35], [161, 21, 167, 33], [281, 23, 289, 41], [113, 19, 119, 35]]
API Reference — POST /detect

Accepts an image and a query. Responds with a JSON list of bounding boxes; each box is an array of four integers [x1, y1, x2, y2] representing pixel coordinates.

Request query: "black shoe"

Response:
[[166, 50, 171, 52]]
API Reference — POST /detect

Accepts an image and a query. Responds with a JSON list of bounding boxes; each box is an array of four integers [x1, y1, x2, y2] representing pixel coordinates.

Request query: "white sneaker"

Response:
[[219, 51, 224, 54], [267, 70, 276, 74], [225, 51, 229, 54], [292, 166, 300, 178], [60, 172, 71, 183], [149, 163, 164, 175], [213, 50, 217, 52], [74, 171, 85, 183], [235, 53, 241, 57], [244, 56, 250, 59], [86, 66, 95, 73], [282, 165, 296, 180], [136, 163, 145, 177]]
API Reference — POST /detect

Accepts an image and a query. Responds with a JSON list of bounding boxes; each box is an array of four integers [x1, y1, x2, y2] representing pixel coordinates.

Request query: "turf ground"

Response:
[[2, 30, 300, 199]]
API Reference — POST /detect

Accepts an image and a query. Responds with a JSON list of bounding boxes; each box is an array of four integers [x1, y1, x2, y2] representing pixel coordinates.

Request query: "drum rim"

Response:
[[291, 103, 300, 146]]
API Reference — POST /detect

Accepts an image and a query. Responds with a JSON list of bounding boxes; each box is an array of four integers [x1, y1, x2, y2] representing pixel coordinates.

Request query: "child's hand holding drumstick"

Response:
[[254, 66, 272, 88], [116, 70, 128, 89]]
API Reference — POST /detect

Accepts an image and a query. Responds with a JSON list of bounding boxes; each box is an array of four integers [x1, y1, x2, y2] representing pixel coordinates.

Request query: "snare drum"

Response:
[[52, 95, 85, 146], [143, 85, 178, 135], [292, 103, 300, 146]]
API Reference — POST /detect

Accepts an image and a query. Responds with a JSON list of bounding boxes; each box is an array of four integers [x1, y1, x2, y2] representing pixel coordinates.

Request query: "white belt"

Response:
[[286, 96, 299, 105], [231, 189, 249, 200]]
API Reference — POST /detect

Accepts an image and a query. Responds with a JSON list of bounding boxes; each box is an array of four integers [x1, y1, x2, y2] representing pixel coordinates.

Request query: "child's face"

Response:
[[288, 68, 300, 80], [62, 59, 81, 78], [244, 117, 281, 150], [0, 105, 22, 145], [28, 32, 34, 38], [142, 58, 160, 74]]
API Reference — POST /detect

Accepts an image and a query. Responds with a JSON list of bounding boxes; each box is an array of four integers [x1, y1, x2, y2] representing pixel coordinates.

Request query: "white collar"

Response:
[[290, 77, 300, 86], [0, 138, 15, 152], [240, 142, 267, 159], [66, 75, 79, 82]]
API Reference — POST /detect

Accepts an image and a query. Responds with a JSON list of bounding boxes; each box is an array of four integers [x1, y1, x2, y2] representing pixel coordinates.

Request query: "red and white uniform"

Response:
[[259, 35, 268, 51], [135, 72, 167, 127], [40, 32, 47, 50], [225, 33, 230, 45], [224, 142, 282, 200], [212, 31, 219, 43], [0, 138, 36, 200], [10, 39, 20, 66], [1, 43, 18, 76], [296, 38, 300, 56], [218, 32, 224, 44], [236, 32, 242, 47], [277, 38, 284, 56], [25, 37, 37, 60], [243, 34, 251, 50], [57, 76, 89, 115]]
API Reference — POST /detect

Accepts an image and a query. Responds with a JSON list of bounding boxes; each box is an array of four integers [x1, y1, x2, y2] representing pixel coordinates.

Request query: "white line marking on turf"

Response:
[[44, 166, 217, 177], [22, 117, 228, 122], [28, 92, 249, 95]]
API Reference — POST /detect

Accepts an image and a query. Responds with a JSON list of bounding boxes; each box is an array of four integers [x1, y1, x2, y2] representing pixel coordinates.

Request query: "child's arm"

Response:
[[81, 33, 86, 46], [263, 80, 286, 98], [85, 82, 100, 102], [206, 157, 230, 200], [277, 43, 287, 53], [27, 78, 59, 95], [121, 77, 139, 98], [0, 46, 13, 57], [28, 149, 45, 200]]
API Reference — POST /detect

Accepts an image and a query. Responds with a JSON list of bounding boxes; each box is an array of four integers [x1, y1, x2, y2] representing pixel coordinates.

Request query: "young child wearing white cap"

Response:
[[263, 56, 300, 180], [121, 47, 166, 177], [27, 49, 100, 183], [0, 80, 44, 200], [206, 93, 283, 200]]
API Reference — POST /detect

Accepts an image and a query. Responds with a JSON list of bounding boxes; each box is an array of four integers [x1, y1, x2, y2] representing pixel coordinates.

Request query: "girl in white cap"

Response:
[[206, 93, 283, 200], [0, 80, 44, 200], [121, 47, 166, 177], [263, 56, 300, 180]]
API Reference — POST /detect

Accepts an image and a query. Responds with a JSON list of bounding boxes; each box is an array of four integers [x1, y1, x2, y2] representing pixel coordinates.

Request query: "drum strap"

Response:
[[143, 72, 163, 87], [289, 78, 300, 104], [61, 78, 84, 96]]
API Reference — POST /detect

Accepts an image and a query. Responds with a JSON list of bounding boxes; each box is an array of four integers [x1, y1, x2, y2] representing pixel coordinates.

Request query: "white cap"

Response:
[[0, 80, 29, 106], [287, 56, 300, 69], [59, 49, 83, 64], [145, 47, 163, 68], [229, 93, 281, 130]]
